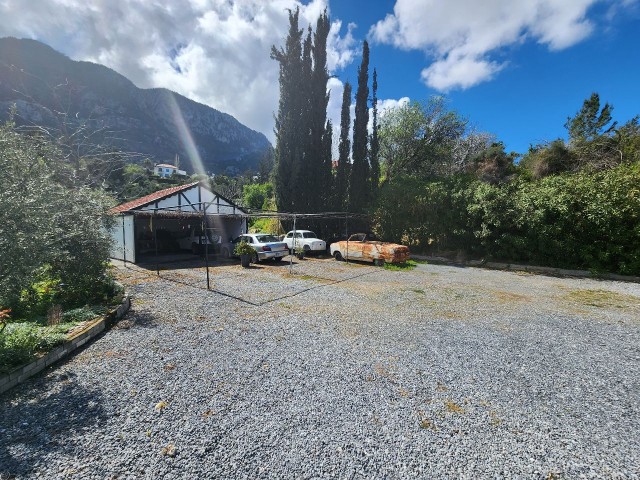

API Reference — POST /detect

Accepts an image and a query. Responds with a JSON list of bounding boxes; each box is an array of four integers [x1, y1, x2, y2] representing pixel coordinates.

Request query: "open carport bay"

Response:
[[1, 259, 639, 478]]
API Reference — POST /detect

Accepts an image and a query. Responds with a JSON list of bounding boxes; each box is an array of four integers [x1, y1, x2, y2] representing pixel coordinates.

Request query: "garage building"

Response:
[[109, 181, 247, 263]]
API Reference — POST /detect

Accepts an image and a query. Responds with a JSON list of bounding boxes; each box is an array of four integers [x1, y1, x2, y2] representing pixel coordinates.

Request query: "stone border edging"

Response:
[[0, 295, 131, 395], [413, 255, 640, 283]]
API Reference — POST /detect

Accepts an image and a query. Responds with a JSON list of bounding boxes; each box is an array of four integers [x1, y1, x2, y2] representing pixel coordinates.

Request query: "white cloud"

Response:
[[369, 0, 627, 91], [325, 77, 408, 159], [327, 20, 357, 71], [420, 53, 504, 91], [377, 97, 411, 116], [0, 0, 357, 143]]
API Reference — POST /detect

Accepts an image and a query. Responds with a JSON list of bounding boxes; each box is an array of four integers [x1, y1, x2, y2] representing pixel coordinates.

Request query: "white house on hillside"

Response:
[[154, 163, 187, 178]]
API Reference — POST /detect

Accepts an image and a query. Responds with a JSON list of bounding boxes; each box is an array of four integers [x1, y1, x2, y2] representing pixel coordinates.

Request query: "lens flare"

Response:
[[164, 91, 207, 176]]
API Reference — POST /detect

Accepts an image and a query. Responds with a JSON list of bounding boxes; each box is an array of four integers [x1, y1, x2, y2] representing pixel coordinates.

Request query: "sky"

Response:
[[1, 0, 639, 155]]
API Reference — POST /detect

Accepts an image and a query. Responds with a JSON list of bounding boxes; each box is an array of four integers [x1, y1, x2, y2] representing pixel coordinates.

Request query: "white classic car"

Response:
[[283, 230, 326, 254]]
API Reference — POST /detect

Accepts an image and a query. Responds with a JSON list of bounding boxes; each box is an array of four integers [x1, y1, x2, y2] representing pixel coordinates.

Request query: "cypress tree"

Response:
[[299, 26, 313, 212], [307, 10, 331, 212], [369, 68, 380, 200], [271, 8, 304, 213], [272, 8, 333, 214], [322, 119, 333, 205], [349, 40, 370, 213], [335, 82, 352, 210]]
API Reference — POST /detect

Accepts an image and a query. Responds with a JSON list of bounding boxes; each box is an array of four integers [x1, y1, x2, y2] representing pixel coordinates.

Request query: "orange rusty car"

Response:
[[329, 233, 410, 266]]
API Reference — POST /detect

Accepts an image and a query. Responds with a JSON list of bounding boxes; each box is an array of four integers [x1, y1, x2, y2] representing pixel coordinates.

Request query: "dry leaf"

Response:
[[161, 444, 177, 457]]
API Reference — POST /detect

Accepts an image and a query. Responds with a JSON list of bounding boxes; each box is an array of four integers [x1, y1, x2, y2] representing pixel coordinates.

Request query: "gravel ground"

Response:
[[1, 257, 639, 479]]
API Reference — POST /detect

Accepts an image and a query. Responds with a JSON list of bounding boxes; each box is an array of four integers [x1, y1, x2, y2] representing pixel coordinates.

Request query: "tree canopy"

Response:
[[0, 119, 116, 313]]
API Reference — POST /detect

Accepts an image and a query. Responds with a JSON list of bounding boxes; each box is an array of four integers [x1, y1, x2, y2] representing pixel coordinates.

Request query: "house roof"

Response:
[[110, 181, 200, 214], [155, 163, 178, 168]]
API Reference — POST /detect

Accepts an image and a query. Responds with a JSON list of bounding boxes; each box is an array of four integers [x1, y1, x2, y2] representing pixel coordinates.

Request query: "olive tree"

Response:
[[0, 119, 115, 313]]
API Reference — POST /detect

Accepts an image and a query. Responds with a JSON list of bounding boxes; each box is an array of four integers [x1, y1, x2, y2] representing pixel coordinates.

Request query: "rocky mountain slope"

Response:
[[0, 37, 272, 174]]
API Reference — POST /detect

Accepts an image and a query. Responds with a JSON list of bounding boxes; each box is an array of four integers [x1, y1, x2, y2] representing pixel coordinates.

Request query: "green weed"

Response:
[[383, 260, 422, 271], [0, 321, 80, 374]]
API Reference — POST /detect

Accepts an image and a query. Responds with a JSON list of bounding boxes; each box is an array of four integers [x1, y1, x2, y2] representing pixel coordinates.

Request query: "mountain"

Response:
[[0, 37, 272, 175]]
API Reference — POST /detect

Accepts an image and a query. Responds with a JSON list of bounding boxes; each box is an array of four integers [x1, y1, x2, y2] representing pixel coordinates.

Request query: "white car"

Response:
[[283, 230, 326, 254], [221, 233, 289, 263]]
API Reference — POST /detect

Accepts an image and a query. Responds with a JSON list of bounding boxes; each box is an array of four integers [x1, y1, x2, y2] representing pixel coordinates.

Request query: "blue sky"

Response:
[[331, 0, 640, 154], [1, 0, 639, 155]]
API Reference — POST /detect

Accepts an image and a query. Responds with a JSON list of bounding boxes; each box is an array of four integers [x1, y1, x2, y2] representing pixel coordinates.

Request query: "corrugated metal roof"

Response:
[[110, 181, 200, 214]]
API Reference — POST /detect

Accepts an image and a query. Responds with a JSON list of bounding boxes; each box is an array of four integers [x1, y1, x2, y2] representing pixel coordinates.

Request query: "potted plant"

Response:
[[294, 246, 305, 260], [234, 241, 255, 268]]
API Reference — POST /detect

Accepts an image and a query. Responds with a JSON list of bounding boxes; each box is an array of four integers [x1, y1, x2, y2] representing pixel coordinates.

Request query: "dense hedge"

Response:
[[374, 163, 640, 275]]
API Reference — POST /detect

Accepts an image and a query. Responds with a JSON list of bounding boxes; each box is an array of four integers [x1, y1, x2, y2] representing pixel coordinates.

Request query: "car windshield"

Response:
[[255, 235, 279, 243], [302, 232, 317, 239]]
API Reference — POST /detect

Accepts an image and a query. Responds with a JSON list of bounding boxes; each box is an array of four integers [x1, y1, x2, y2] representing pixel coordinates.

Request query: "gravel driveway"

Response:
[[1, 258, 639, 479]]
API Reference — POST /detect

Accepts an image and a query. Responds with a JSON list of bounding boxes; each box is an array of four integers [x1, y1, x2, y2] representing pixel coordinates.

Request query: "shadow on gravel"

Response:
[[113, 311, 158, 330], [0, 372, 106, 478]]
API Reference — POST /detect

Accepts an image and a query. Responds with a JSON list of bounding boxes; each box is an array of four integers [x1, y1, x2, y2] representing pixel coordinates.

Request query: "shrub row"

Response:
[[373, 163, 640, 275]]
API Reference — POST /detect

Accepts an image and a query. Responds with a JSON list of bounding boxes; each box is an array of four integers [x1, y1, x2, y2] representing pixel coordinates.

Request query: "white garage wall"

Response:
[[139, 185, 244, 215], [109, 214, 136, 263]]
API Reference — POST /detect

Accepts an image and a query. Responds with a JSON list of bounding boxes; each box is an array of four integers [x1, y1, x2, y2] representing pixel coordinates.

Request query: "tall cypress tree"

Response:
[[307, 10, 331, 212], [272, 8, 333, 214], [334, 82, 352, 210], [369, 68, 380, 201], [271, 8, 304, 213], [299, 26, 313, 212], [349, 41, 370, 213], [322, 119, 333, 205]]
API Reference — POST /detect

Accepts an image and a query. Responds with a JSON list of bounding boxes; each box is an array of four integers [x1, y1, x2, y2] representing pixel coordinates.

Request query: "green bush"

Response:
[[0, 119, 116, 313], [373, 175, 476, 253], [234, 241, 256, 256], [373, 163, 640, 275], [62, 306, 102, 323]]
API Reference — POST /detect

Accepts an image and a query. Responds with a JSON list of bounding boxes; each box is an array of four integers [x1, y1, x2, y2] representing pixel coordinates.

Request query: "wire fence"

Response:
[[120, 200, 371, 292]]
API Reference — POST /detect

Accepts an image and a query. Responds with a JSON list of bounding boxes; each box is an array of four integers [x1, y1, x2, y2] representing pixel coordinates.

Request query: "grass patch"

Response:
[[563, 289, 638, 308], [492, 290, 530, 303], [383, 259, 422, 271]]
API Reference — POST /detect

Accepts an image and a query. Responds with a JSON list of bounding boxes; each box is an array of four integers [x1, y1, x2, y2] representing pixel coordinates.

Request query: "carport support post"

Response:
[[345, 213, 349, 264], [289, 214, 296, 274], [203, 207, 210, 290], [121, 215, 126, 263], [153, 211, 159, 276]]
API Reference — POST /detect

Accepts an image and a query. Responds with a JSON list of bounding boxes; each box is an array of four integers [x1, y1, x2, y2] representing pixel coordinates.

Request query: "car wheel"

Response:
[[303, 244, 310, 252], [374, 258, 385, 267], [222, 248, 231, 259], [333, 251, 343, 261], [251, 252, 259, 264], [274, 257, 283, 262]]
